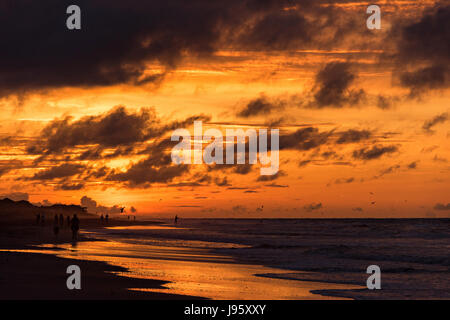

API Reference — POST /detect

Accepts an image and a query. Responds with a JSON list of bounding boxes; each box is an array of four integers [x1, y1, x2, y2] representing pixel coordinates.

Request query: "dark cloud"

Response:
[[335, 177, 354, 184], [214, 177, 230, 187], [336, 129, 371, 144], [27, 163, 85, 180], [304, 202, 322, 212], [309, 62, 365, 108], [232, 205, 247, 214], [237, 10, 312, 51], [393, 4, 450, 93], [27, 106, 209, 166], [353, 145, 398, 160], [0, 0, 364, 96], [80, 196, 123, 215], [433, 203, 450, 211], [237, 96, 285, 118], [407, 161, 418, 169], [0, 192, 29, 201], [374, 164, 401, 179], [57, 182, 85, 190], [107, 159, 190, 188], [29, 106, 163, 155], [298, 159, 312, 167], [265, 183, 288, 188], [0, 159, 24, 177], [256, 170, 286, 182], [422, 112, 448, 134], [280, 127, 331, 151]]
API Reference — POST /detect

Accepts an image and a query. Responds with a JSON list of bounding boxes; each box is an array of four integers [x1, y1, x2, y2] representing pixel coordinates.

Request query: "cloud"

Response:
[[308, 62, 365, 108], [107, 160, 190, 188], [393, 4, 450, 94], [0, 192, 29, 201], [336, 129, 371, 144], [232, 205, 247, 214], [304, 202, 322, 212], [27, 163, 86, 180], [56, 183, 85, 191], [0, 159, 24, 177], [237, 95, 285, 118], [335, 177, 355, 184], [422, 112, 448, 134], [0, 0, 365, 96], [353, 145, 398, 160], [256, 170, 286, 182], [28, 106, 166, 155], [407, 161, 418, 169], [265, 183, 288, 188], [433, 203, 450, 211], [80, 196, 122, 215], [280, 127, 331, 151]]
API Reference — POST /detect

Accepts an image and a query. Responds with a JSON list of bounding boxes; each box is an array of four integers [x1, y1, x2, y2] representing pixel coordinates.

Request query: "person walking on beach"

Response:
[[70, 214, 80, 241], [105, 214, 109, 224], [53, 214, 60, 238], [174, 215, 178, 225], [100, 214, 104, 224]]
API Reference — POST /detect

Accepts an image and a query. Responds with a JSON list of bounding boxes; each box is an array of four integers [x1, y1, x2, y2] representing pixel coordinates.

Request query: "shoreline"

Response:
[[0, 219, 204, 300]]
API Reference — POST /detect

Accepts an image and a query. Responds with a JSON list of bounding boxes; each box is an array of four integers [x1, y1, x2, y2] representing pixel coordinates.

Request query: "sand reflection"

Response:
[[3, 236, 361, 300]]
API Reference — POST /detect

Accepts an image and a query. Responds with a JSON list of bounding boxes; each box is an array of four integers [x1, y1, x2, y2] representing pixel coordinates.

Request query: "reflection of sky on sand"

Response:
[[106, 225, 184, 230], [4, 232, 361, 299]]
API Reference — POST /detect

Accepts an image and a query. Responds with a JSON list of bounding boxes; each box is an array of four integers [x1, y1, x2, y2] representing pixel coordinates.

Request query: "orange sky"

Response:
[[0, 0, 448, 218]]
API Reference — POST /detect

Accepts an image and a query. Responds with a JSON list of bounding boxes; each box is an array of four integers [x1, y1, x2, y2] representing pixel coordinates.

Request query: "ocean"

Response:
[[35, 218, 450, 299]]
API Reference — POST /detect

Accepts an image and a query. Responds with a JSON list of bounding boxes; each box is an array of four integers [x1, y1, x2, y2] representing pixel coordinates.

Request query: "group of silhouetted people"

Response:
[[99, 214, 109, 224], [36, 213, 80, 241]]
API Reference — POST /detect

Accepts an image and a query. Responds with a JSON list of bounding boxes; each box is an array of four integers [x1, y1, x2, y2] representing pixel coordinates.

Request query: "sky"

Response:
[[0, 0, 449, 218]]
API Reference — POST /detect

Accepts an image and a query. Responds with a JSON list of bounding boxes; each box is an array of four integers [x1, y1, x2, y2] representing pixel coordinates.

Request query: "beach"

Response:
[[1, 218, 449, 300], [0, 220, 203, 299]]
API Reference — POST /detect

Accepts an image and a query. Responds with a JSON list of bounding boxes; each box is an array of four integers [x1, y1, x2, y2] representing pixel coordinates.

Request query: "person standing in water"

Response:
[[70, 214, 80, 241], [53, 214, 60, 238], [174, 215, 178, 225]]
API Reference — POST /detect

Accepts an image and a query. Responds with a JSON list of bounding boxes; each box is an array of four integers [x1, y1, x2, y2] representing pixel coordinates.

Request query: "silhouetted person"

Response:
[[174, 215, 178, 225], [59, 214, 64, 228], [70, 214, 80, 241], [53, 214, 60, 238], [36, 213, 40, 225], [100, 214, 104, 224], [105, 214, 109, 223]]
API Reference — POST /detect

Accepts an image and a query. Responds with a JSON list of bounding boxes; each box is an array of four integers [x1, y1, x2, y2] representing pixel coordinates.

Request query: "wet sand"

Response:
[[0, 221, 203, 300], [1, 222, 362, 300]]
